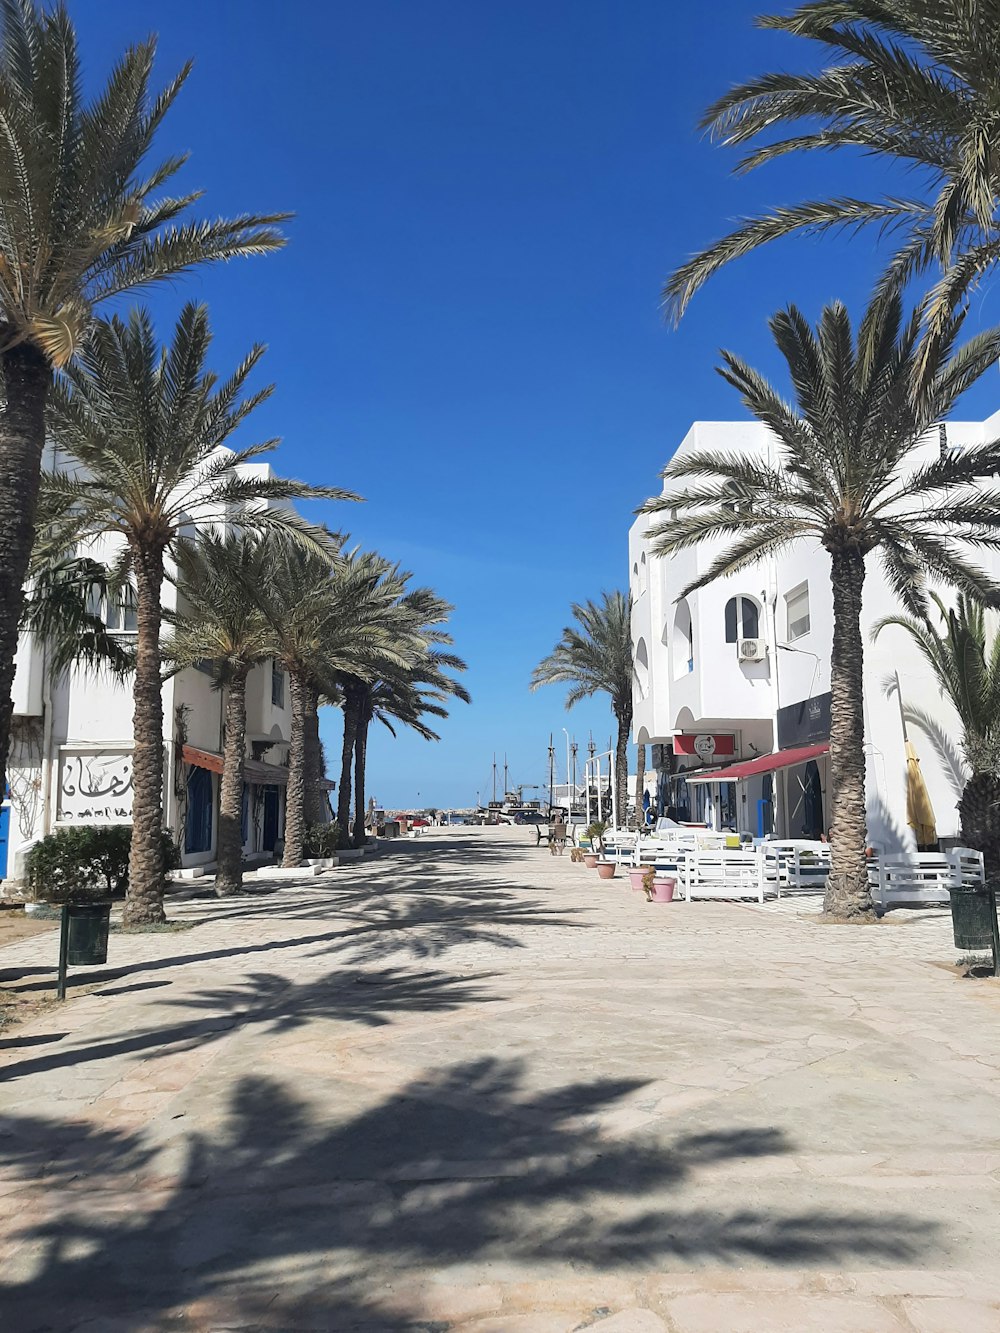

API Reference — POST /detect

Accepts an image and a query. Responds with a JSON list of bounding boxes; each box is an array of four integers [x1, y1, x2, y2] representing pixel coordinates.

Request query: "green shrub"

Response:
[[24, 826, 180, 904], [305, 821, 340, 858]]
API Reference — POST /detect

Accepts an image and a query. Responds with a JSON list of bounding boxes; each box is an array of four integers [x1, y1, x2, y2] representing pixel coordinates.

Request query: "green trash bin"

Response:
[[65, 902, 112, 965], [948, 887, 995, 953]]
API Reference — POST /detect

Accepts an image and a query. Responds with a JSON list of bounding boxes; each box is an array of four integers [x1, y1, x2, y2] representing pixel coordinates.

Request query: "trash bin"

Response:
[[66, 902, 112, 965], [948, 886, 995, 953]]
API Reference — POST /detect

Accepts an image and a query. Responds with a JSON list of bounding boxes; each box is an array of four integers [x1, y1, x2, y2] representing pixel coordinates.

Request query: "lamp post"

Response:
[[562, 728, 571, 811]]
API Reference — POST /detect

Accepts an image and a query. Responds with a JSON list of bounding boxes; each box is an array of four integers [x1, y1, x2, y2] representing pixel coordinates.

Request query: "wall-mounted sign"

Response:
[[57, 749, 133, 824], [673, 733, 736, 759], [777, 692, 831, 749]]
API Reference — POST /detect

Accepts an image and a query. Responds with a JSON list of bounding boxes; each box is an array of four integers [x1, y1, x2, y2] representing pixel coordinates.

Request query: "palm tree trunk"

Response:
[[337, 685, 360, 845], [614, 705, 631, 829], [353, 715, 369, 849], [282, 670, 307, 868], [959, 770, 1000, 893], [302, 682, 324, 824], [124, 542, 167, 927], [823, 549, 874, 920], [0, 345, 51, 801], [215, 668, 249, 896], [634, 742, 646, 830]]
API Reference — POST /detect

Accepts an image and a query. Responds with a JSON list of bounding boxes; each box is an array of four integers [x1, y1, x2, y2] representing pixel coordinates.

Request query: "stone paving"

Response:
[[1, 826, 1000, 1331]]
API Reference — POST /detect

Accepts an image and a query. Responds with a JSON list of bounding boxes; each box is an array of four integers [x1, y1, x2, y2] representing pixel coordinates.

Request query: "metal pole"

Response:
[[548, 733, 555, 814], [597, 755, 603, 823], [990, 886, 1000, 978], [611, 750, 619, 831], [57, 904, 69, 1001], [562, 728, 570, 813]]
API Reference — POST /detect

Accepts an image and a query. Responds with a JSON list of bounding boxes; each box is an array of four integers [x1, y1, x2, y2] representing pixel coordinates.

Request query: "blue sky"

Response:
[[79, 1, 1000, 808]]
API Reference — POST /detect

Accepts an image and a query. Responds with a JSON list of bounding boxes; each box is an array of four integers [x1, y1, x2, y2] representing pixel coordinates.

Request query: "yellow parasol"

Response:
[[896, 672, 937, 847]]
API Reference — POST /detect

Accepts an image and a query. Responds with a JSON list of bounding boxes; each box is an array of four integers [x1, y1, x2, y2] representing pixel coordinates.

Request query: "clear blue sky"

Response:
[[79, 1, 1000, 809]]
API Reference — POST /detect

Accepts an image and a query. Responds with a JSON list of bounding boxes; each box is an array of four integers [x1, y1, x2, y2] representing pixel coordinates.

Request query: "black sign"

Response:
[[777, 691, 831, 749]]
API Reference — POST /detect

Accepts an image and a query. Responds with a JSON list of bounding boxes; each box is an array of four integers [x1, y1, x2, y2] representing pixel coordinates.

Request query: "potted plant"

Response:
[[597, 859, 617, 880], [304, 821, 340, 869], [642, 865, 677, 903], [627, 865, 647, 892], [583, 820, 608, 869]]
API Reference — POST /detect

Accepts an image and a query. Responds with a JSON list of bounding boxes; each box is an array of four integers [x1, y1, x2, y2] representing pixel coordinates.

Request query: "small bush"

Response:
[[24, 826, 180, 904], [305, 821, 340, 858]]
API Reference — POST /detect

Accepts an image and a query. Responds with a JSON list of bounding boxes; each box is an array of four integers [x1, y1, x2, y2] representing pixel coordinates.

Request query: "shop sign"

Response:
[[57, 748, 133, 823], [777, 692, 831, 749], [673, 733, 736, 760]]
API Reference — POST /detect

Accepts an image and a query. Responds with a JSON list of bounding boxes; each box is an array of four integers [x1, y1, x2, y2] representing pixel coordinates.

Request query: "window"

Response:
[[634, 637, 649, 698], [785, 582, 810, 640], [86, 584, 138, 634], [673, 600, 694, 679], [271, 661, 286, 708], [724, 596, 760, 643]]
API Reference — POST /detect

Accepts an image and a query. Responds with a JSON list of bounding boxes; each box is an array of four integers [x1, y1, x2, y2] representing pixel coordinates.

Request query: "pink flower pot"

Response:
[[583, 853, 600, 870], [649, 876, 677, 903], [627, 868, 647, 893], [597, 861, 617, 880]]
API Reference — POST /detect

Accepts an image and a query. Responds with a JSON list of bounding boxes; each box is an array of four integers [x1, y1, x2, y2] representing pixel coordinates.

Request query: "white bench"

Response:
[[684, 849, 766, 903], [761, 840, 831, 897], [868, 848, 984, 913]]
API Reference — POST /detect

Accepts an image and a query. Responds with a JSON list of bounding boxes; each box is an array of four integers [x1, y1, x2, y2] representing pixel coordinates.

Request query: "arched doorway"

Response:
[[801, 760, 824, 838]]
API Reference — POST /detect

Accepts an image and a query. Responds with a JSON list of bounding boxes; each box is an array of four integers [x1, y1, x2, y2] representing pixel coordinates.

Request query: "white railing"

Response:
[[868, 848, 983, 913], [683, 849, 767, 904]]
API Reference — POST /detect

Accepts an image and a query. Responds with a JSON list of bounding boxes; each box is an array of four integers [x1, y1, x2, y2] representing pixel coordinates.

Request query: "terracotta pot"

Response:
[[583, 853, 600, 870], [597, 861, 617, 880], [649, 876, 677, 903]]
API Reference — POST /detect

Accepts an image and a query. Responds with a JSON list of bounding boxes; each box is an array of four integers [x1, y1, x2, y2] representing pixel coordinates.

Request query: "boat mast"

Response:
[[492, 753, 497, 804]]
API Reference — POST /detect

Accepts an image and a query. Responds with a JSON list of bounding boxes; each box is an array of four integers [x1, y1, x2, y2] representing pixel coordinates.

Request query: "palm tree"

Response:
[[259, 544, 411, 867], [873, 595, 1000, 880], [42, 306, 353, 924], [641, 290, 1000, 919], [531, 592, 633, 825], [0, 0, 286, 801], [665, 0, 1000, 344], [165, 533, 277, 896], [20, 553, 134, 679], [348, 604, 470, 850]]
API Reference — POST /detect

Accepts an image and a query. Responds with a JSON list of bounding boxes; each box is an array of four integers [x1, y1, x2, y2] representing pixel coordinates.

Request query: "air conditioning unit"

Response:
[[738, 637, 767, 662]]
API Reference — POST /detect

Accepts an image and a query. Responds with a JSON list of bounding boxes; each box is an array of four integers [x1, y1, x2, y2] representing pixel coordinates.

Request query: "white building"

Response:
[[1, 452, 303, 884], [629, 412, 1000, 852]]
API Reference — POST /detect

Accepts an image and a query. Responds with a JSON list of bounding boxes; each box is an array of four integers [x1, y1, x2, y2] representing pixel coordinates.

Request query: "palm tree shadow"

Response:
[[0, 1059, 939, 1329]]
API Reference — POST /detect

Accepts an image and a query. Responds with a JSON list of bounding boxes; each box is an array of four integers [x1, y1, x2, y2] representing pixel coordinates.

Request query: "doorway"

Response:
[[262, 786, 280, 852]]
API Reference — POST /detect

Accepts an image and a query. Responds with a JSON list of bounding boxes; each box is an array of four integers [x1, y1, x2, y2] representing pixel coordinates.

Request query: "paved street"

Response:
[[1, 826, 1000, 1331]]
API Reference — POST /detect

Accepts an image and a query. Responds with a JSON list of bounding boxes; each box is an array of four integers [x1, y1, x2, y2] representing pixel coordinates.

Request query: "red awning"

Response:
[[182, 745, 292, 788], [182, 744, 223, 775], [685, 741, 830, 784]]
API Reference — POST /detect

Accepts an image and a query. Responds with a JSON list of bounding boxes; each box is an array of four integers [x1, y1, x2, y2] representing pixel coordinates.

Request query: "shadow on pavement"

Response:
[[0, 1057, 938, 1330]]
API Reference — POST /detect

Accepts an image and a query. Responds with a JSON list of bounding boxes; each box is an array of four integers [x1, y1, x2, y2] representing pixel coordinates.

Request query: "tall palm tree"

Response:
[[641, 290, 1000, 919], [42, 306, 353, 924], [665, 0, 1000, 344], [165, 533, 277, 897], [259, 544, 411, 867], [348, 610, 469, 849], [531, 591, 634, 825], [873, 594, 1000, 880], [0, 0, 285, 801]]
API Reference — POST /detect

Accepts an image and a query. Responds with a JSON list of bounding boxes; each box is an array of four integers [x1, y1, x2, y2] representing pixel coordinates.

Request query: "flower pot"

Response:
[[627, 868, 647, 893], [949, 886, 995, 952], [648, 876, 677, 903], [65, 902, 112, 965], [597, 861, 617, 880], [583, 853, 600, 870]]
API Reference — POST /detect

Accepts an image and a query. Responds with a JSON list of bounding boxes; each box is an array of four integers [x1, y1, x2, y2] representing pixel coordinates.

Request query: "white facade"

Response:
[[2, 452, 298, 883], [630, 413, 1000, 852]]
